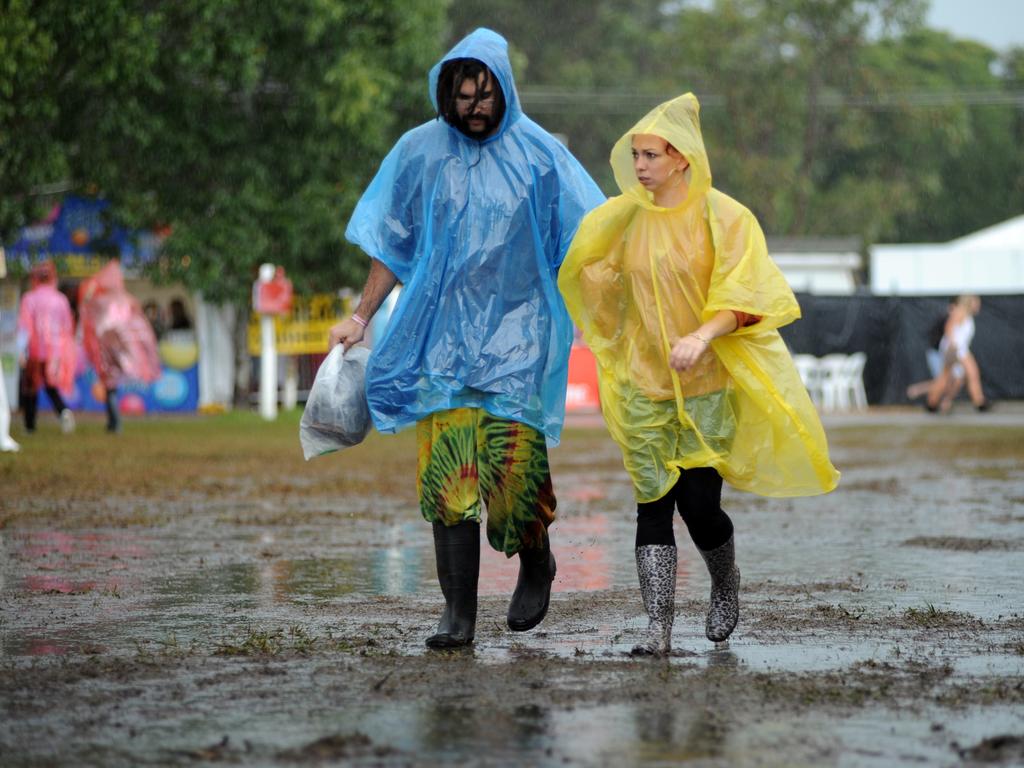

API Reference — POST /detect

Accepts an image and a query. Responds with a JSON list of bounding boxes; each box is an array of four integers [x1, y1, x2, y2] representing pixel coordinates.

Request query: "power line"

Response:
[[518, 87, 1024, 114]]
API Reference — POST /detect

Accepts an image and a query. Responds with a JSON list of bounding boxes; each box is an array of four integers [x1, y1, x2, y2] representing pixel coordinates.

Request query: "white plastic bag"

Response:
[[299, 345, 372, 460]]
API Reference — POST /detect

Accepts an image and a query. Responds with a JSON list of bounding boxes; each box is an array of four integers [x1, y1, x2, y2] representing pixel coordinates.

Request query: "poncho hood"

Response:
[[428, 27, 521, 141], [611, 92, 711, 211]]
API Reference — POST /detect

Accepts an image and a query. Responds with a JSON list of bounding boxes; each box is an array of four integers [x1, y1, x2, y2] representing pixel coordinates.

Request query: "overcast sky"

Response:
[[926, 0, 1024, 51]]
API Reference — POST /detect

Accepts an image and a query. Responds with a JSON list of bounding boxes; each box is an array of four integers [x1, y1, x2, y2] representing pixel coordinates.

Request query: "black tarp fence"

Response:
[[779, 294, 1024, 405]]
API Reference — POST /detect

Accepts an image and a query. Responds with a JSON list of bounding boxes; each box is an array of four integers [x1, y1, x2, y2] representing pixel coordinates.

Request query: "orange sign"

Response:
[[566, 345, 600, 411], [253, 267, 293, 315]]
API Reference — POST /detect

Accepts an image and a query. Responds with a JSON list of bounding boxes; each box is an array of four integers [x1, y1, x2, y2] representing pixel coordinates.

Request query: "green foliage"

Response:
[[449, 0, 1023, 243], [2, 0, 1021, 297], [1, 0, 448, 303]]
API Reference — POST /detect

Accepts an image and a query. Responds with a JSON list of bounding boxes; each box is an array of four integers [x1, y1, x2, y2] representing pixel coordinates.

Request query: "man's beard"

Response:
[[456, 111, 500, 138]]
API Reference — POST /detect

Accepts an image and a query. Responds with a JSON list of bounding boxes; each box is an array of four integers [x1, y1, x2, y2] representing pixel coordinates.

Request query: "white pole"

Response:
[[282, 355, 297, 410], [259, 314, 277, 420]]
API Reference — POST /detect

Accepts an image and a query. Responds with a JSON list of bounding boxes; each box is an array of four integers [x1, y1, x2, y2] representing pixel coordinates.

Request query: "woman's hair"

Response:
[[435, 58, 506, 127], [955, 294, 981, 314]]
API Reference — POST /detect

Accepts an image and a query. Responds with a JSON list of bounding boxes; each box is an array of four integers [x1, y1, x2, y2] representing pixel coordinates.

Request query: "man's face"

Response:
[[454, 71, 500, 138]]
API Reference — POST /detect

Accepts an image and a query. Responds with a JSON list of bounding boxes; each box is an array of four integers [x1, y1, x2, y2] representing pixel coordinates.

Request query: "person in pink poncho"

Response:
[[17, 260, 76, 434], [78, 260, 161, 432]]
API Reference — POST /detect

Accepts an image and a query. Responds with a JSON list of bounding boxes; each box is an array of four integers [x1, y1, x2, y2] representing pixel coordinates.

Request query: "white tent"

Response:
[[871, 215, 1024, 295], [767, 237, 864, 295]]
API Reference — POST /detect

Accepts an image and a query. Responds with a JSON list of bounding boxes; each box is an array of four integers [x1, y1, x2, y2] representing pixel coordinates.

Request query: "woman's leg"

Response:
[[677, 468, 740, 643], [676, 468, 732, 551], [962, 353, 987, 408], [632, 488, 678, 655]]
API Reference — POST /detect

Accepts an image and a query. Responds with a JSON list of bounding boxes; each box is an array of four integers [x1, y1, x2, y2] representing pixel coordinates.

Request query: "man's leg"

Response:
[[417, 409, 481, 648], [475, 413, 557, 632]]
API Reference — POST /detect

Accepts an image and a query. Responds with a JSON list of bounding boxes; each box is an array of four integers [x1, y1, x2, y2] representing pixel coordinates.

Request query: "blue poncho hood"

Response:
[[345, 28, 604, 442], [427, 28, 521, 139]]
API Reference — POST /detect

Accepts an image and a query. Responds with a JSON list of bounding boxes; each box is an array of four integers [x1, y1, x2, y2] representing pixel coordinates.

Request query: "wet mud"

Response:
[[1, 408, 1023, 766]]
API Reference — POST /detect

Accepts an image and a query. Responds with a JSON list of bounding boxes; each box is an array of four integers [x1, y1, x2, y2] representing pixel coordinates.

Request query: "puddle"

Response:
[[3, 418, 1024, 766]]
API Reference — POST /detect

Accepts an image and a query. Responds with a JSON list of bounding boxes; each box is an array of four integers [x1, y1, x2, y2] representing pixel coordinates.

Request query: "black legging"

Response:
[[23, 385, 67, 432], [635, 467, 734, 551]]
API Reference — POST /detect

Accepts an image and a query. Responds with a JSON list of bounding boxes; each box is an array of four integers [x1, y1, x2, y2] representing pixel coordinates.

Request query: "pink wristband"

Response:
[[351, 313, 368, 328]]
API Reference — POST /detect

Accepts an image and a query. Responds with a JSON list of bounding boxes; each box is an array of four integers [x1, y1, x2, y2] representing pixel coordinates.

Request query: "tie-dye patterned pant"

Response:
[[416, 408, 556, 557]]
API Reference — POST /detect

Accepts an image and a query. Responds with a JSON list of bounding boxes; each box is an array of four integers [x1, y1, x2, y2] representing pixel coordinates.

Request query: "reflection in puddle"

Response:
[[140, 515, 638, 603], [4, 508, 1023, 679], [20, 530, 150, 561], [22, 575, 122, 595], [218, 702, 748, 766]]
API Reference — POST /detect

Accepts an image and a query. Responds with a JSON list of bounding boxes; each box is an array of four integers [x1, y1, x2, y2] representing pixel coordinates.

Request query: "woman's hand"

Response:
[[669, 332, 710, 372]]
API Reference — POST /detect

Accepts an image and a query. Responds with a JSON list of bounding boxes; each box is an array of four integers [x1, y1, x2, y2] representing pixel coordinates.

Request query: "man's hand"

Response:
[[669, 333, 709, 372], [329, 316, 366, 351]]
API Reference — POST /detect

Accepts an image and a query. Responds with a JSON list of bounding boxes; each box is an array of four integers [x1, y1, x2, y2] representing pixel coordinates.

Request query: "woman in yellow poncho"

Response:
[[558, 93, 839, 655]]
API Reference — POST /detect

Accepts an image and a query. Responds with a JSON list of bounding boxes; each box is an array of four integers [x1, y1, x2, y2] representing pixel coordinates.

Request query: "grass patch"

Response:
[[902, 604, 984, 630], [214, 625, 317, 657]]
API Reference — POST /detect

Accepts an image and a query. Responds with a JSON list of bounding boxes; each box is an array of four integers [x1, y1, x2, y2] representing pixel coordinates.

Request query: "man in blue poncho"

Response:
[[330, 28, 604, 648]]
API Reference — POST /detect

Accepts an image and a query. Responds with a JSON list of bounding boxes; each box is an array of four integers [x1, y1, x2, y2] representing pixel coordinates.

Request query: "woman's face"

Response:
[[631, 134, 688, 196]]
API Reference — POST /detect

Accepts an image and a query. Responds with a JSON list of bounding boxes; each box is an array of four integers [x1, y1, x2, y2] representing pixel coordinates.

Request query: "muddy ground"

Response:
[[1, 406, 1023, 767]]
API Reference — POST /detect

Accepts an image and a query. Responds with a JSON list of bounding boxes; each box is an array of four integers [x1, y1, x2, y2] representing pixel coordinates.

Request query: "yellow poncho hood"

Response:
[[559, 93, 839, 500]]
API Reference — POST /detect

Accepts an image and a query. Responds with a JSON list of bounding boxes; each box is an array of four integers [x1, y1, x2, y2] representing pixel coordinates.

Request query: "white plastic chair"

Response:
[[793, 354, 823, 407], [818, 352, 869, 412], [843, 352, 868, 411], [818, 353, 850, 412]]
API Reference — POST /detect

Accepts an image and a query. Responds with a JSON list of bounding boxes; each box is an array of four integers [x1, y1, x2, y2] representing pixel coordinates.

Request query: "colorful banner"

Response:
[[39, 333, 199, 414], [247, 293, 345, 356], [5, 197, 165, 278]]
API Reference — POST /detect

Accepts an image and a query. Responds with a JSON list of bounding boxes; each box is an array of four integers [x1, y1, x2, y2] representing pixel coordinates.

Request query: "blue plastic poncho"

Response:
[[346, 28, 605, 443]]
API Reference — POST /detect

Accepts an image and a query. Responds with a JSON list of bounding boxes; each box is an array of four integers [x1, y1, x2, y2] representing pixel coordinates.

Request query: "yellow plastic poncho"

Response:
[[558, 93, 839, 502]]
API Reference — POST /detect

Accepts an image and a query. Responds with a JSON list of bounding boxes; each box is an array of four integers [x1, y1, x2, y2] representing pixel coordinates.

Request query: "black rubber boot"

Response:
[[425, 520, 480, 649], [506, 539, 556, 632]]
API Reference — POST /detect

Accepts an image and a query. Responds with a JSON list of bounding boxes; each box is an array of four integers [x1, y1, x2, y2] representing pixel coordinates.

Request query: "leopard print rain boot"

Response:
[[631, 544, 677, 656], [698, 534, 740, 643]]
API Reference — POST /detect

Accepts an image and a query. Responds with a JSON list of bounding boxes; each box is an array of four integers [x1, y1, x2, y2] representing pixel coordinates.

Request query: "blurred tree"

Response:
[[1, 0, 446, 301], [663, 0, 933, 239], [446, 0, 1023, 246], [1, 0, 445, 404], [446, 0, 681, 190], [0, 0, 159, 239], [870, 33, 1024, 241]]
